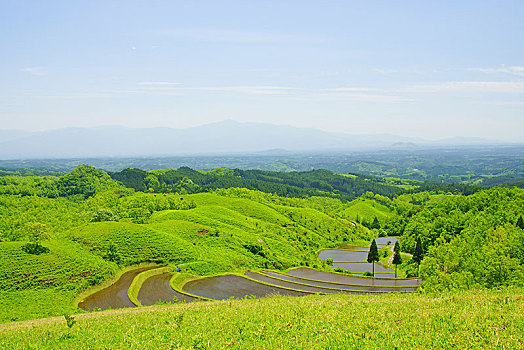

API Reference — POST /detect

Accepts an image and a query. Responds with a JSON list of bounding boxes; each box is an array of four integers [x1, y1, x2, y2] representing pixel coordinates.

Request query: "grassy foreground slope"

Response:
[[1, 289, 522, 349]]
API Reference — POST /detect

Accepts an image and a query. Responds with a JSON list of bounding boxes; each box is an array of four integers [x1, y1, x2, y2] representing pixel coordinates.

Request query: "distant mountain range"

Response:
[[0, 120, 508, 159]]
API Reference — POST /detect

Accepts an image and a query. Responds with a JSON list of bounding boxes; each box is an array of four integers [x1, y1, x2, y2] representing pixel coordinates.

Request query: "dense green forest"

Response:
[[0, 164, 522, 325], [2, 145, 523, 187], [108, 167, 416, 201]]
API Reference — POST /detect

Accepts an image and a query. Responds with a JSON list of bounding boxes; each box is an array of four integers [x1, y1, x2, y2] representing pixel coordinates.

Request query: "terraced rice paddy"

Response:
[[245, 271, 350, 294], [182, 274, 309, 300], [332, 262, 393, 275], [78, 267, 157, 311], [137, 273, 196, 306], [287, 267, 421, 287], [76, 266, 419, 313], [76, 236, 417, 313], [259, 270, 418, 292]]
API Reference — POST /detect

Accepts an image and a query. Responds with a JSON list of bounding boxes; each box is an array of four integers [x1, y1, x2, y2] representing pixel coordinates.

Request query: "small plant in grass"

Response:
[[172, 295, 178, 303], [64, 314, 76, 329], [173, 314, 184, 328]]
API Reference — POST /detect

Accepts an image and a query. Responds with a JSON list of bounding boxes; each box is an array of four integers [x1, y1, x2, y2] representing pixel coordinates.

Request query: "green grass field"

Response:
[[0, 288, 521, 349]]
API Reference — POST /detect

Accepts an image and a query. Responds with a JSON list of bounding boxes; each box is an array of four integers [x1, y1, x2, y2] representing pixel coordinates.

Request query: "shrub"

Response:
[[21, 242, 50, 255], [243, 244, 266, 258], [128, 207, 152, 224], [104, 243, 120, 263], [91, 209, 119, 222], [362, 271, 373, 277]]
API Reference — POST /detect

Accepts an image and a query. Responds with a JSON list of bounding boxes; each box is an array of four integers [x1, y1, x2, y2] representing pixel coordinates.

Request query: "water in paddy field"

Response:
[[317, 237, 399, 276], [183, 275, 308, 300], [78, 266, 158, 311], [138, 273, 196, 306]]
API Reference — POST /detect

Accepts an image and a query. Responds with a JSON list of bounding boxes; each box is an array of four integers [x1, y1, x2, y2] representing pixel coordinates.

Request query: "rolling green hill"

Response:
[[0, 164, 523, 328], [0, 180, 366, 323]]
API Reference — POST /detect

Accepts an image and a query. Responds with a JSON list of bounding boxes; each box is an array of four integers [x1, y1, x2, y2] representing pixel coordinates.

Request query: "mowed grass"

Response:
[[0, 289, 522, 349]]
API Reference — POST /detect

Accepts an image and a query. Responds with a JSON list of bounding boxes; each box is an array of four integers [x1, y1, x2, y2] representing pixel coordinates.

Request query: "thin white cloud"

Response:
[[138, 82, 183, 86], [21, 67, 45, 76], [402, 81, 524, 93], [136, 83, 297, 95], [317, 91, 413, 103], [40, 93, 113, 99], [470, 65, 524, 78], [200, 86, 296, 95], [325, 87, 382, 92], [476, 100, 524, 107], [372, 68, 438, 75], [162, 29, 326, 44]]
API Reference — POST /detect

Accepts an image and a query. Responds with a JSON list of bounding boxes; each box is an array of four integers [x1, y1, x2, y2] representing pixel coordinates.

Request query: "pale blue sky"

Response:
[[1, 1, 523, 141]]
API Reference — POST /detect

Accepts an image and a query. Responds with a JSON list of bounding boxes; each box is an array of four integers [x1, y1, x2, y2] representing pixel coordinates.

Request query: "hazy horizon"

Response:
[[1, 1, 523, 142], [0, 119, 515, 144]]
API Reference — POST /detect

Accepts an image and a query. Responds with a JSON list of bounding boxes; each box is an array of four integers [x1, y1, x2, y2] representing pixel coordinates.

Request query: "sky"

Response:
[[1, 0, 523, 141]]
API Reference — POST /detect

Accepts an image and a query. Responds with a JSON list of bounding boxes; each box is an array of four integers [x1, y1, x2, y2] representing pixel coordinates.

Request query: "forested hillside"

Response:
[[402, 188, 524, 289], [108, 167, 414, 201]]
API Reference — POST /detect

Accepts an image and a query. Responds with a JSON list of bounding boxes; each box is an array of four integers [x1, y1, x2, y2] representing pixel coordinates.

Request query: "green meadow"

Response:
[[0, 289, 522, 349]]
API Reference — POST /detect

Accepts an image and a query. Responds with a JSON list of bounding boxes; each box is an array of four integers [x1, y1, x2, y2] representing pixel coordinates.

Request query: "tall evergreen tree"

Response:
[[392, 241, 403, 278], [367, 239, 379, 276], [516, 215, 524, 229], [412, 238, 423, 264]]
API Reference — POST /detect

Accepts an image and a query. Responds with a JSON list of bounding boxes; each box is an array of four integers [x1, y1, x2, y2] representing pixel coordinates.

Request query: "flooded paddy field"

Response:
[[262, 270, 418, 292], [332, 262, 395, 274], [287, 267, 421, 287], [138, 273, 196, 306], [245, 271, 354, 294], [182, 274, 309, 300], [318, 249, 369, 262], [375, 237, 398, 247], [78, 266, 158, 311]]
